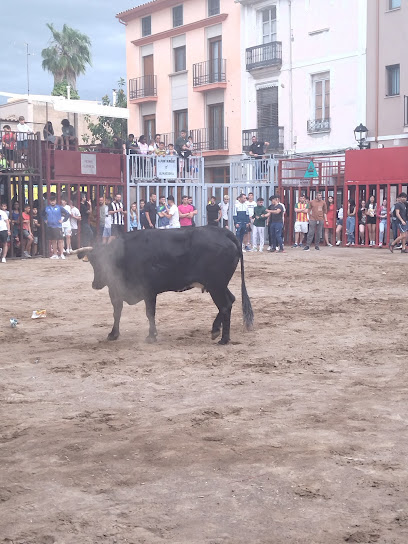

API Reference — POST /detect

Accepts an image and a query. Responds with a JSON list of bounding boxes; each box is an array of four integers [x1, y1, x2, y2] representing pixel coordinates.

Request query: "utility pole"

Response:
[[25, 42, 30, 97]]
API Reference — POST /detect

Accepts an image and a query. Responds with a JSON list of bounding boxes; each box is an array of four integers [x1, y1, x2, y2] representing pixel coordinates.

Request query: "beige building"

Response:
[[366, 0, 408, 148], [117, 0, 243, 183]]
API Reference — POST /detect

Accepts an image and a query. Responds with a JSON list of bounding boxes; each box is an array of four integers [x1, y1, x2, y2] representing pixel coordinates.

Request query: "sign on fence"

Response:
[[81, 153, 97, 175], [157, 156, 178, 180]]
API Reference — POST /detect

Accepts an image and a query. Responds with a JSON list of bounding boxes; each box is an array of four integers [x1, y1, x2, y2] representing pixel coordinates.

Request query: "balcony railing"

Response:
[[193, 59, 226, 87], [0, 130, 41, 173], [242, 127, 284, 153], [190, 127, 228, 151], [307, 118, 331, 133], [246, 42, 282, 71], [404, 96, 408, 126], [129, 75, 157, 100]]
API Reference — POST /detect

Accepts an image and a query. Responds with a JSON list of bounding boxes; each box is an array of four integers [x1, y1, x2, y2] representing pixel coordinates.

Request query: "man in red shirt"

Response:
[[178, 195, 194, 227]]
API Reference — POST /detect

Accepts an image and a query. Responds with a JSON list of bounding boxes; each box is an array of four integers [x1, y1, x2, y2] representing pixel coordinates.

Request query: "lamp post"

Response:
[[354, 123, 368, 149]]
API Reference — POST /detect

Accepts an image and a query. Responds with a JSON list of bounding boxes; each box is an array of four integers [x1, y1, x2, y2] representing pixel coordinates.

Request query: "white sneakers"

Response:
[[23, 251, 32, 258], [50, 254, 59, 259], [336, 240, 341, 246], [60, 254, 66, 260], [1, 257, 6, 263]]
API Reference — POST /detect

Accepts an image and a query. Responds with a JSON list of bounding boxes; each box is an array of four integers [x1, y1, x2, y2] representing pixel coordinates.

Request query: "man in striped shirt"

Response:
[[293, 194, 309, 248], [109, 193, 127, 239]]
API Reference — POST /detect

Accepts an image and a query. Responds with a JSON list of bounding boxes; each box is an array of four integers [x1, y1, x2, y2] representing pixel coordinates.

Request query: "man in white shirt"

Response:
[[69, 200, 81, 250], [61, 196, 72, 254], [0, 205, 11, 263], [244, 192, 256, 251], [165, 195, 180, 228], [219, 194, 230, 229]]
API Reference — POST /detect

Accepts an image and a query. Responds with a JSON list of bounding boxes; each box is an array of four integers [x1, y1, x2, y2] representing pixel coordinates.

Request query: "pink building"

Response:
[[117, 0, 242, 182]]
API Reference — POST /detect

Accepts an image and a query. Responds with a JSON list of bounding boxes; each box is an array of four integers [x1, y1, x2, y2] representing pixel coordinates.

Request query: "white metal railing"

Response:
[[230, 156, 277, 184], [127, 153, 204, 184]]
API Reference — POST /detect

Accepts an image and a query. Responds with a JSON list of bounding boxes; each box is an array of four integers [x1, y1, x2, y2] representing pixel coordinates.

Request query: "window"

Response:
[[142, 16, 151, 37], [257, 86, 279, 128], [174, 46, 186, 72], [386, 64, 400, 96], [173, 5, 183, 27], [262, 6, 277, 44], [208, 0, 220, 16], [174, 109, 188, 135], [312, 72, 330, 120], [388, 0, 401, 9]]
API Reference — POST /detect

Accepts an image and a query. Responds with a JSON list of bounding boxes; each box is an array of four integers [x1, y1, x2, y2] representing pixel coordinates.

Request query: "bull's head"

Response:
[[73, 246, 109, 290]]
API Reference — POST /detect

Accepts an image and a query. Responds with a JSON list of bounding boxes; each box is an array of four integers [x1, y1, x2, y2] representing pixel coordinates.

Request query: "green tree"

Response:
[[51, 80, 80, 99], [41, 23, 91, 90], [83, 78, 128, 147]]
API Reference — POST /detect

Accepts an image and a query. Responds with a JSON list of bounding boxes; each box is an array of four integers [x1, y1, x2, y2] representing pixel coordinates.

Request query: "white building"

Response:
[[237, 0, 368, 155]]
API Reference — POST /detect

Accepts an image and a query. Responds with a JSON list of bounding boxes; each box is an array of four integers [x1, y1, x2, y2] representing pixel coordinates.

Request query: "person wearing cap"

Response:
[[252, 197, 268, 252]]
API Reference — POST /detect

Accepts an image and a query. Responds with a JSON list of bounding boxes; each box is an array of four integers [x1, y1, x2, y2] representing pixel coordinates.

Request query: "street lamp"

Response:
[[354, 123, 369, 149]]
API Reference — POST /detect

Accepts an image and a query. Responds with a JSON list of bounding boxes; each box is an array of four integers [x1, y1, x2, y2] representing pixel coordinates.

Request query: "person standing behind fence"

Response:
[[249, 135, 270, 180], [324, 195, 335, 247], [60, 197, 72, 254], [266, 195, 285, 253], [16, 116, 33, 158], [69, 200, 81, 250], [0, 203, 11, 263], [42, 193, 70, 259], [346, 200, 357, 246], [219, 194, 230, 229], [378, 198, 388, 247], [366, 195, 377, 246], [109, 193, 126, 239], [129, 202, 138, 231], [293, 194, 309, 248], [178, 195, 195, 228], [144, 194, 157, 229], [164, 196, 180, 228], [157, 196, 170, 229], [234, 193, 250, 249], [303, 192, 327, 251], [389, 193, 408, 253], [188, 196, 198, 226], [252, 197, 267, 252], [206, 196, 221, 226], [80, 194, 93, 246]]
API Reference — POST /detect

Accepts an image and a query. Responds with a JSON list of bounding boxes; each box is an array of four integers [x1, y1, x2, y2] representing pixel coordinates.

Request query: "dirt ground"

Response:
[[1, 247, 408, 544]]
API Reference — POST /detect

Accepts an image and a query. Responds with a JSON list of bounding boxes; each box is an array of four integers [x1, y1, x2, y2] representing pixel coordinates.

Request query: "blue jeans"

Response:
[[346, 216, 356, 244], [379, 219, 387, 244], [236, 222, 247, 245], [268, 222, 283, 250]]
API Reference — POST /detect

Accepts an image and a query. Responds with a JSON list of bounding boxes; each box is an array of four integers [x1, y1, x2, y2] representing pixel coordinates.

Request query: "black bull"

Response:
[[77, 226, 254, 345]]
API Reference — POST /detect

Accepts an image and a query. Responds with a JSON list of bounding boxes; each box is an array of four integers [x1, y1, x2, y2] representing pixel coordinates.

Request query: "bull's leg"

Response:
[[209, 288, 233, 345], [108, 298, 123, 341], [211, 289, 235, 340], [145, 295, 157, 343]]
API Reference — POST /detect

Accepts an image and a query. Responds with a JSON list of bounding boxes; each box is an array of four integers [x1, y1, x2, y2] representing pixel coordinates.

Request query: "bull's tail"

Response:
[[224, 229, 254, 330], [240, 251, 254, 331]]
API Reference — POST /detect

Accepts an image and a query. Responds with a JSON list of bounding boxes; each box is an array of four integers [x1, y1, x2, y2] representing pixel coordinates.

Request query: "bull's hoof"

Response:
[[211, 329, 221, 340], [218, 338, 230, 345], [107, 332, 119, 341], [145, 335, 157, 344]]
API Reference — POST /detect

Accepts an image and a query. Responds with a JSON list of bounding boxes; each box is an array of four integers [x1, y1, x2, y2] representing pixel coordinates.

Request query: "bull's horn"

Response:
[[70, 246, 93, 255]]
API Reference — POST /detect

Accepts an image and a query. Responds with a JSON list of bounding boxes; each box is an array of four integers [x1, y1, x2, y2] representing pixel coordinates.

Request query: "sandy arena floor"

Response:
[[1, 246, 408, 544]]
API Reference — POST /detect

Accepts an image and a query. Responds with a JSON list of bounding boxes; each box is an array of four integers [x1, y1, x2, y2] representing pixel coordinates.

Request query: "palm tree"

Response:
[[41, 23, 92, 90]]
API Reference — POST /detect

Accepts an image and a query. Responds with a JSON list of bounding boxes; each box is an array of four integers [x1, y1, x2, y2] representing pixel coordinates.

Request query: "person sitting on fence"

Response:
[[21, 204, 34, 258], [61, 119, 77, 150], [2, 125, 16, 171], [16, 116, 33, 157], [234, 193, 250, 249], [43, 121, 57, 147]]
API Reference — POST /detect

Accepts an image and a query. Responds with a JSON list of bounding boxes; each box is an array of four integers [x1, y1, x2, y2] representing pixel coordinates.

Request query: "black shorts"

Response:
[[47, 226, 63, 240], [222, 219, 229, 228], [3, 148, 15, 161], [366, 216, 376, 225], [0, 230, 8, 243], [111, 224, 125, 237]]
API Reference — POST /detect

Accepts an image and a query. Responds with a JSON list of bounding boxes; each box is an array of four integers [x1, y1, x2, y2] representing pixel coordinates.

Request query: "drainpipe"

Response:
[[375, 0, 379, 144], [288, 0, 294, 151]]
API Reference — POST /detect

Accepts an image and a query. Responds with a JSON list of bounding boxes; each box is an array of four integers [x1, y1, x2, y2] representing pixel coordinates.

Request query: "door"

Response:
[[143, 55, 154, 96], [208, 103, 224, 150], [143, 115, 156, 141], [257, 87, 279, 148], [209, 37, 222, 83]]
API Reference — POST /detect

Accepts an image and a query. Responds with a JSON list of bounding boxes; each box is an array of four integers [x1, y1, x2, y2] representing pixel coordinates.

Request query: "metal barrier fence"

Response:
[[0, 130, 41, 173], [230, 157, 277, 184], [128, 153, 204, 184]]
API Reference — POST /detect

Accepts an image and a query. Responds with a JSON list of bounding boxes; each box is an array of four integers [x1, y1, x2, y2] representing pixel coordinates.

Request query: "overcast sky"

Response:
[[1, 0, 144, 104]]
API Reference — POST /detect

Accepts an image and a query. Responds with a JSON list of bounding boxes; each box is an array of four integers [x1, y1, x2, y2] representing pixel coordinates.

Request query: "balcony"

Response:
[[246, 42, 282, 71], [307, 118, 331, 134], [192, 59, 227, 91], [190, 127, 228, 153], [242, 127, 284, 153], [129, 75, 158, 103], [404, 95, 408, 126]]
